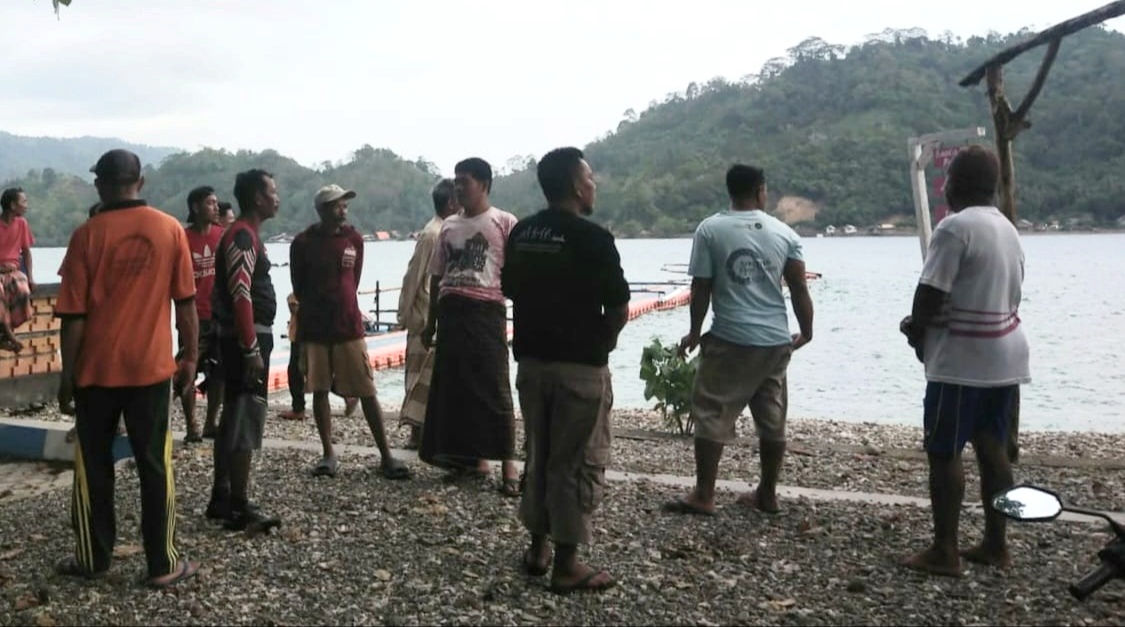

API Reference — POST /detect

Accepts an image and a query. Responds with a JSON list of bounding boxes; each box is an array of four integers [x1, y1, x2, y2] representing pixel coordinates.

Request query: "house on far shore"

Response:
[[1016, 218, 1034, 230]]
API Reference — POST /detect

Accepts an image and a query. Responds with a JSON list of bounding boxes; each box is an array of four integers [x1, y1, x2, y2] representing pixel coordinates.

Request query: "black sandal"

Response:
[[54, 556, 106, 580]]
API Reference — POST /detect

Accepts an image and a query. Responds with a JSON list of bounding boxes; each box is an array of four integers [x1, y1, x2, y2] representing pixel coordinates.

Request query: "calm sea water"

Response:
[[30, 232, 1125, 433]]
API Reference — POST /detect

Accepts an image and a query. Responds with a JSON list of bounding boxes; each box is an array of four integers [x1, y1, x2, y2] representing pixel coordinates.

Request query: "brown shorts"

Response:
[[301, 338, 376, 398], [691, 333, 792, 444]]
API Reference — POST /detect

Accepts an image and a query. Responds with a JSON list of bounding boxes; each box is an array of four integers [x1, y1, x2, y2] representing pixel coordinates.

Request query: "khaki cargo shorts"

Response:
[[691, 333, 792, 444], [301, 337, 376, 398]]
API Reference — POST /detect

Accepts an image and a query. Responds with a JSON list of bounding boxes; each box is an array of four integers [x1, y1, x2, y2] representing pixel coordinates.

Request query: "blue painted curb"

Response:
[[0, 419, 133, 463]]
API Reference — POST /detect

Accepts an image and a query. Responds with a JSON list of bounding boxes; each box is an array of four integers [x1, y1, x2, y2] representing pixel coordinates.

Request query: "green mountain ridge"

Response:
[[0, 131, 179, 183], [6, 26, 1125, 246]]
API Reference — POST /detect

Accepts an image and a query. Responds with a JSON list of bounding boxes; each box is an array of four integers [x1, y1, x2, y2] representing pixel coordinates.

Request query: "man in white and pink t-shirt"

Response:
[[420, 157, 522, 496]]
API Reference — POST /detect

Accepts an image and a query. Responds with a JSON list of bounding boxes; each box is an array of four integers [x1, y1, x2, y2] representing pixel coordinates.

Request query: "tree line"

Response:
[[7, 26, 1125, 246]]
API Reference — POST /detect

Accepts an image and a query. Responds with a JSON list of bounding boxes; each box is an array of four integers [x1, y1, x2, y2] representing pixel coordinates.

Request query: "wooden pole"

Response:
[[960, 1, 1125, 464]]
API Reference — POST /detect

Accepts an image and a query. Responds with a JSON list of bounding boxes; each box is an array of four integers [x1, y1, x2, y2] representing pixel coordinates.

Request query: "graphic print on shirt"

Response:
[[105, 234, 156, 295], [445, 232, 489, 286], [225, 228, 258, 308], [192, 244, 216, 281], [725, 248, 773, 285], [342, 244, 357, 269]]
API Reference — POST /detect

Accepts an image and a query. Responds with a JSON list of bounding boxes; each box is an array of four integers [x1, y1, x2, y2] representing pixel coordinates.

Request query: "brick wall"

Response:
[[0, 284, 61, 380]]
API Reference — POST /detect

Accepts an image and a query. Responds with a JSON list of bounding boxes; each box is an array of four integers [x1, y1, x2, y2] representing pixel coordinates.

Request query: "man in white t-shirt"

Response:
[[664, 164, 814, 517], [419, 158, 522, 496], [900, 145, 1030, 578]]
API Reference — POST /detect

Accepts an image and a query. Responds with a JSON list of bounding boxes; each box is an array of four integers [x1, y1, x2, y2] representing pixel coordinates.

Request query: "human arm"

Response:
[[54, 231, 88, 414], [21, 219, 34, 291], [902, 227, 963, 360], [595, 234, 631, 352], [171, 228, 199, 395], [783, 258, 814, 350], [224, 227, 265, 381], [398, 233, 435, 332], [679, 227, 712, 356], [421, 275, 441, 349]]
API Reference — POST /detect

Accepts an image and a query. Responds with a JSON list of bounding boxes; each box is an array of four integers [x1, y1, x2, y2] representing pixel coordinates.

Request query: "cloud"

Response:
[[0, 0, 1121, 174]]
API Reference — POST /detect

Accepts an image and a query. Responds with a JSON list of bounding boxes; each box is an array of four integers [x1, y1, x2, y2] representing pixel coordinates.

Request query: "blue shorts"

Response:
[[923, 382, 1017, 455]]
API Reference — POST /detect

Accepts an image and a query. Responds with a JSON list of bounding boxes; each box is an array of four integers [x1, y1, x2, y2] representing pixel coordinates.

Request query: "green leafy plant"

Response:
[[639, 337, 699, 436]]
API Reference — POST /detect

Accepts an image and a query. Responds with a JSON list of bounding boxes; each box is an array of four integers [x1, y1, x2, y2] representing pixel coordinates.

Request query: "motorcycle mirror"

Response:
[[992, 485, 1063, 522]]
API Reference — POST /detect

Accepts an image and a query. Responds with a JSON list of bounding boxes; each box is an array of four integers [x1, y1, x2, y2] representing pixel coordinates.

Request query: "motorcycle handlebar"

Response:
[[1070, 562, 1119, 601]]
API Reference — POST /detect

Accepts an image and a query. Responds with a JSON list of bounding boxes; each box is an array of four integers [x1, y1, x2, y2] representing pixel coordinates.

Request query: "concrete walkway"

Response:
[[2, 426, 1119, 529]]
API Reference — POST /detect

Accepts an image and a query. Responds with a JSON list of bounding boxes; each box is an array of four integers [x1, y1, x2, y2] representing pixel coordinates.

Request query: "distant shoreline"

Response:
[[26, 227, 1125, 249]]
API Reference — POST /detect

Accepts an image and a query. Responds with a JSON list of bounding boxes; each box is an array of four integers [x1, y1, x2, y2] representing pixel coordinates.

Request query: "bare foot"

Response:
[[662, 493, 716, 516], [522, 544, 551, 577], [961, 544, 1012, 569], [902, 547, 963, 578], [550, 564, 615, 595], [735, 489, 780, 514]]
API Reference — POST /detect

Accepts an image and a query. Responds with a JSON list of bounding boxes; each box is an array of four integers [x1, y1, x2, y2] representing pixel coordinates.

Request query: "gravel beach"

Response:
[[1, 444, 1124, 627], [3, 398, 1125, 625]]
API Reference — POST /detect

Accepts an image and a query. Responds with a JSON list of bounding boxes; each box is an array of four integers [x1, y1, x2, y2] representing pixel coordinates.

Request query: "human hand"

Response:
[[678, 331, 701, 358]]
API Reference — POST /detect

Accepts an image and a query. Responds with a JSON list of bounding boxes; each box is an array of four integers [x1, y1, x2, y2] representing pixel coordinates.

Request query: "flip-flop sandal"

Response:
[[312, 457, 339, 478], [145, 558, 200, 590], [499, 477, 522, 498], [549, 570, 615, 595], [521, 549, 549, 577], [662, 496, 716, 517], [54, 556, 106, 580], [380, 459, 411, 480]]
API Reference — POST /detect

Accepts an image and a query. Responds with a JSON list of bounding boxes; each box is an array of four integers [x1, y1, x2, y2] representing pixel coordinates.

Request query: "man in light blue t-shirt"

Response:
[[664, 164, 814, 517]]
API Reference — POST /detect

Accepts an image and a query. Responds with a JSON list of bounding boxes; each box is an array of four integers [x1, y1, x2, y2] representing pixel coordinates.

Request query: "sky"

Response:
[[1, 0, 1123, 175]]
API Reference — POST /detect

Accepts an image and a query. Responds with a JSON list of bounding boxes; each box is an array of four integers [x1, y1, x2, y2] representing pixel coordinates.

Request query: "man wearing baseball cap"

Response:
[[289, 184, 409, 480]]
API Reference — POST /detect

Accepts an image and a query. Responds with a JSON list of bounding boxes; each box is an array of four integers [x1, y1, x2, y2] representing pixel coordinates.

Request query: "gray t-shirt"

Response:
[[688, 209, 803, 347]]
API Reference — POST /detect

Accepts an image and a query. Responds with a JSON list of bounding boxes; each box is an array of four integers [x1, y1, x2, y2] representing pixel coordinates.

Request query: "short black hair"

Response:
[[431, 178, 455, 214], [0, 188, 23, 213], [947, 145, 1000, 203], [536, 147, 585, 204], [454, 157, 492, 193], [233, 169, 273, 213], [725, 164, 766, 201], [186, 185, 216, 222]]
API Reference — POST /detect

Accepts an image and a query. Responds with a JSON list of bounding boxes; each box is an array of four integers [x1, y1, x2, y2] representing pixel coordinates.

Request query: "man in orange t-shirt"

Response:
[[54, 149, 200, 589]]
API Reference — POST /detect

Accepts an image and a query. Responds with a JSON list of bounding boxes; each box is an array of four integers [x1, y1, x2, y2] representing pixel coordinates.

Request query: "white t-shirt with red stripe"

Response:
[[919, 205, 1031, 387]]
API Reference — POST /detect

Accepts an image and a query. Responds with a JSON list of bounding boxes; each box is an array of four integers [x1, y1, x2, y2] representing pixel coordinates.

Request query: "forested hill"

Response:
[[0, 131, 177, 183], [492, 26, 1125, 235], [7, 26, 1125, 245]]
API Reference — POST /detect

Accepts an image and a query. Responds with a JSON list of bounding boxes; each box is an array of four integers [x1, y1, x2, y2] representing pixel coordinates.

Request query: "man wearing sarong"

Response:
[[420, 158, 521, 496], [396, 178, 459, 449], [503, 147, 629, 594], [0, 188, 35, 352]]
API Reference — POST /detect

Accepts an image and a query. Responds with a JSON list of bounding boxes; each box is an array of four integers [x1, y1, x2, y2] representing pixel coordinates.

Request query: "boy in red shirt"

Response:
[[0, 187, 35, 352], [179, 186, 225, 442]]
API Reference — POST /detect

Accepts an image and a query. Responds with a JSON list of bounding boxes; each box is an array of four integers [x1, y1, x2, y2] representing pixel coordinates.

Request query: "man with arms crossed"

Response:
[[666, 164, 814, 517], [54, 149, 199, 588], [503, 147, 628, 594], [290, 185, 410, 480], [396, 178, 459, 449], [900, 146, 1029, 577]]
